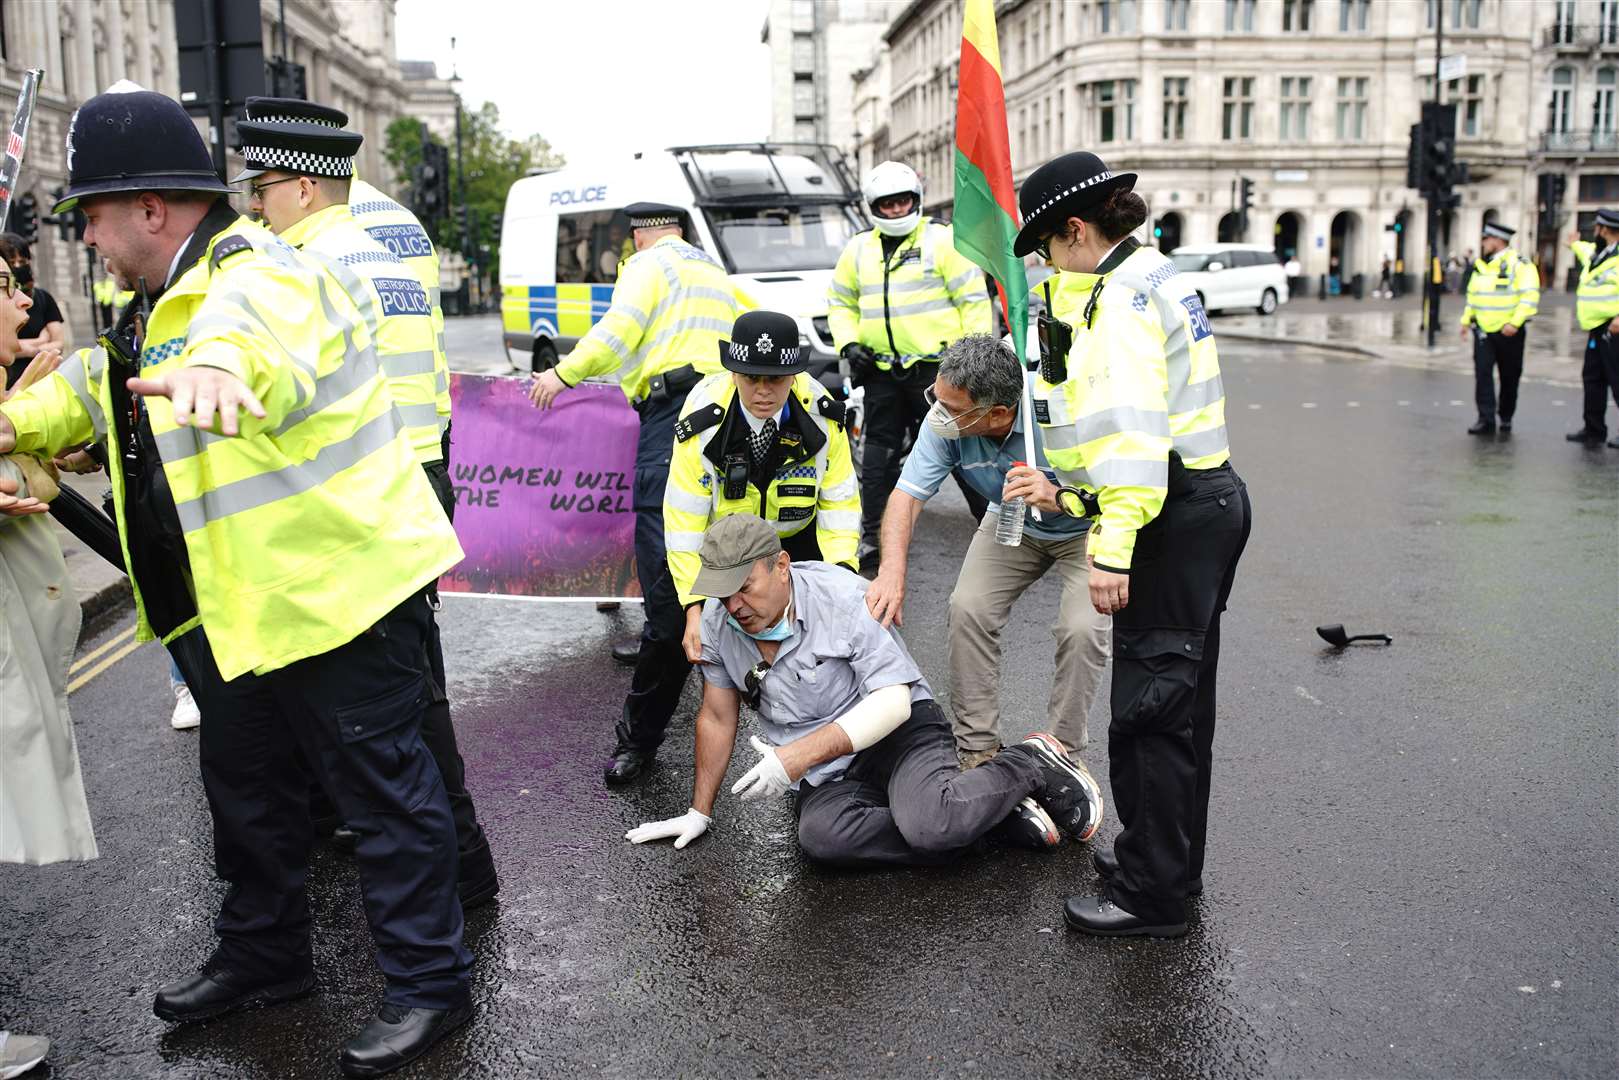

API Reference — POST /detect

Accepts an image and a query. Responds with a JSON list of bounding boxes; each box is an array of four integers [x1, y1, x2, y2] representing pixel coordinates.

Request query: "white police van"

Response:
[[499, 143, 866, 379]]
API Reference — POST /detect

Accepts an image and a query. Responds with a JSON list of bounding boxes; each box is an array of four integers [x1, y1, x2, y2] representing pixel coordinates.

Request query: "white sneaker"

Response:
[[0, 1031, 50, 1079], [170, 682, 201, 730]]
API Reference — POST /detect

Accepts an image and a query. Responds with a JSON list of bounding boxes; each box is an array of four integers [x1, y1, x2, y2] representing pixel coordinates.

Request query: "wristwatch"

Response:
[[1055, 485, 1099, 519]]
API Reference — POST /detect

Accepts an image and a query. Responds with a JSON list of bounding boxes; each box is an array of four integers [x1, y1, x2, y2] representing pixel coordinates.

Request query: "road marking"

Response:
[[1449, 399, 1464, 406], [1347, 401, 1360, 407], [69, 625, 136, 674], [1247, 403, 1262, 409], [1397, 400, 1411, 406], [1553, 399, 1567, 406], [1301, 402, 1317, 409], [68, 634, 144, 694]]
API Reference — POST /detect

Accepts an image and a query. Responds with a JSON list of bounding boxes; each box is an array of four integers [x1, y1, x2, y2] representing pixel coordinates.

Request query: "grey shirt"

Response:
[[700, 561, 934, 787]]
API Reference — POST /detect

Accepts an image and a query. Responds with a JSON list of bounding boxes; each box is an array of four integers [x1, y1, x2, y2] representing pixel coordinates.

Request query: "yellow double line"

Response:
[[67, 624, 144, 694]]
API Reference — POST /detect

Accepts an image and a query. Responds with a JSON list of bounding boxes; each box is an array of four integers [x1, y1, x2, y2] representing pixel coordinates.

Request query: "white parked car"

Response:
[[1168, 244, 1290, 315]]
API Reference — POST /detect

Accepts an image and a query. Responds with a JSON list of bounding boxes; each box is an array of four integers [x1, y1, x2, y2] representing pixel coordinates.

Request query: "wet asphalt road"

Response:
[[2, 342, 1616, 1079]]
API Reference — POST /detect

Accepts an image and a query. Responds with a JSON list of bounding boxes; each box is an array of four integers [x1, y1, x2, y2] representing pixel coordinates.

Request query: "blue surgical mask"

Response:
[[726, 597, 795, 641]]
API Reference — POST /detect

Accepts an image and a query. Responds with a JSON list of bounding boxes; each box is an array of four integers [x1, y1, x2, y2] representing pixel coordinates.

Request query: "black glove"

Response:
[[841, 343, 879, 385]]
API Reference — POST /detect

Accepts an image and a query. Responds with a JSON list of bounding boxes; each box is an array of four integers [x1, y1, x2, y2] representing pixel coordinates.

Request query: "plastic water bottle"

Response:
[[995, 460, 1028, 547]]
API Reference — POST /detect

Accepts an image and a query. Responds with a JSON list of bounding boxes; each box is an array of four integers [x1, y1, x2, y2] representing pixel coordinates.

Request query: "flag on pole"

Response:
[[953, 0, 1027, 366]]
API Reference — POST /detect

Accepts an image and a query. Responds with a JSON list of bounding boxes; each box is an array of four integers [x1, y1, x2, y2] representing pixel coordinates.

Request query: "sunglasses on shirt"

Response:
[[742, 660, 769, 711]]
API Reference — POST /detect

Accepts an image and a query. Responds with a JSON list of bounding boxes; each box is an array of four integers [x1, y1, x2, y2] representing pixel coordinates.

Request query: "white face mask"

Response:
[[924, 400, 987, 440]]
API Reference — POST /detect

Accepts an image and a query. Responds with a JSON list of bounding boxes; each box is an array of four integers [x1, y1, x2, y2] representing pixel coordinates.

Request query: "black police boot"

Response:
[[331, 826, 359, 853], [1566, 428, 1606, 444], [1499, 417, 1512, 433], [458, 841, 500, 911], [153, 961, 315, 1023], [1092, 846, 1203, 896], [1063, 894, 1188, 939], [1467, 418, 1495, 435], [339, 999, 473, 1078], [604, 747, 652, 786], [611, 639, 641, 666]]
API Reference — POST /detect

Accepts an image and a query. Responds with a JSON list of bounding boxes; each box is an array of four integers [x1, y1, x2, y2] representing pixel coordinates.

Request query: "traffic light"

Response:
[[1151, 217, 1164, 239], [8, 192, 38, 243], [1414, 101, 1466, 205], [1406, 123, 1425, 191], [265, 56, 307, 100], [1385, 219, 1403, 234], [40, 185, 85, 244], [1237, 177, 1254, 236]]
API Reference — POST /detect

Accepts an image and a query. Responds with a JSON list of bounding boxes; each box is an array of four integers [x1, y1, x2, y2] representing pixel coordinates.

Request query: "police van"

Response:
[[499, 143, 866, 379]]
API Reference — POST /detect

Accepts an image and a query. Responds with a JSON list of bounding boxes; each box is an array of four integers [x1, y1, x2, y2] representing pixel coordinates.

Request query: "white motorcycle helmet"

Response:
[[863, 161, 923, 237]]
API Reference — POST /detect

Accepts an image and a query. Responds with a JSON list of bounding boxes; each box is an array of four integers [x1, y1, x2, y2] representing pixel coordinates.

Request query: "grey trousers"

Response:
[[791, 700, 1044, 868], [947, 515, 1112, 753]]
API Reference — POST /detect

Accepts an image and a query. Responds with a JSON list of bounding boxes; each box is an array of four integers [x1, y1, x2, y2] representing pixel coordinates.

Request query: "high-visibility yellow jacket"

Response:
[[827, 221, 992, 368], [663, 371, 859, 606], [554, 235, 742, 404], [1461, 247, 1539, 334], [283, 203, 443, 464], [1571, 239, 1619, 330], [0, 215, 462, 681], [350, 178, 451, 431], [1036, 242, 1229, 571]]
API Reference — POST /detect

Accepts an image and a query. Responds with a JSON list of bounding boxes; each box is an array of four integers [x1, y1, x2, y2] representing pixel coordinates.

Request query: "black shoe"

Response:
[[154, 964, 315, 1023], [1016, 733, 1104, 842], [604, 748, 651, 786], [986, 797, 1061, 850], [331, 826, 358, 853], [339, 999, 473, 1078], [1467, 419, 1495, 435], [1567, 428, 1606, 444], [1609, 436, 1619, 449], [1499, 419, 1512, 433], [458, 842, 500, 911], [595, 600, 622, 612], [611, 639, 641, 666], [1091, 846, 1203, 896], [310, 812, 341, 837], [1063, 894, 1187, 938]]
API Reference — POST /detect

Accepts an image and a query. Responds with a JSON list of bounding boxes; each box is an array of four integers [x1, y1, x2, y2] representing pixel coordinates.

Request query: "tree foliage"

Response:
[[384, 102, 564, 280]]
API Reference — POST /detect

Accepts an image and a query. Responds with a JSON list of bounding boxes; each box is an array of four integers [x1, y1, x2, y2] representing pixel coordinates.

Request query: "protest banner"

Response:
[[439, 374, 641, 600]]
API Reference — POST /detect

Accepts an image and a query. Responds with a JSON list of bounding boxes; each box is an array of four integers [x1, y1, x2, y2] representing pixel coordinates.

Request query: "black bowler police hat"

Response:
[[231, 118, 362, 183], [624, 201, 683, 229], [719, 310, 809, 376], [1013, 151, 1137, 257], [242, 96, 348, 127], [53, 84, 233, 213]]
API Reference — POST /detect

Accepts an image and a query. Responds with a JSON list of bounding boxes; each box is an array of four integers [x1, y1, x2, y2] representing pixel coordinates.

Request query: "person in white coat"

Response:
[[0, 267, 97, 1080]]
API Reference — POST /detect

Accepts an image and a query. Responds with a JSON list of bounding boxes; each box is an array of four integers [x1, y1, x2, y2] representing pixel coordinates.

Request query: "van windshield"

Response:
[[704, 204, 862, 273], [1171, 253, 1214, 272]]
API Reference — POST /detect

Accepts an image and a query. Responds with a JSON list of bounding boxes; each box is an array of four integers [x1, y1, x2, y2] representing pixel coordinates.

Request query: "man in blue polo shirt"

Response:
[[866, 335, 1111, 768]]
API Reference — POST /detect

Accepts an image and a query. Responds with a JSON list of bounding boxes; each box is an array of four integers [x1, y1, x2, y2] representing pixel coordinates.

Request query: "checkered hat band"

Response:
[[1597, 210, 1619, 228], [631, 215, 678, 228], [260, 114, 342, 128], [241, 145, 354, 177], [1482, 223, 1514, 241], [1030, 171, 1116, 218]]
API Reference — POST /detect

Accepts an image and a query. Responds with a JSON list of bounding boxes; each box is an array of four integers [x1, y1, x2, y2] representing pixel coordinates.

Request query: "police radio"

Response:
[[722, 452, 750, 500]]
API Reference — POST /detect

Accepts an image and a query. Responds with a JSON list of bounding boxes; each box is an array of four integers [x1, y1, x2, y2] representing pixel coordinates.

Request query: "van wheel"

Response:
[[532, 337, 559, 373], [1258, 288, 1278, 316]]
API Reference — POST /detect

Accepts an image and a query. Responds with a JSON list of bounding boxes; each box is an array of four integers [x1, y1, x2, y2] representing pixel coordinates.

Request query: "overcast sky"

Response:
[[394, 0, 775, 163]]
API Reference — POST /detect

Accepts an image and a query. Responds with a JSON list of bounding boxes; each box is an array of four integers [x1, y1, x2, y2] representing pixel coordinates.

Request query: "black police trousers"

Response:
[[1472, 327, 1526, 424], [616, 394, 693, 754], [859, 365, 989, 558], [1104, 461, 1251, 925], [170, 594, 471, 1009], [1581, 327, 1619, 435]]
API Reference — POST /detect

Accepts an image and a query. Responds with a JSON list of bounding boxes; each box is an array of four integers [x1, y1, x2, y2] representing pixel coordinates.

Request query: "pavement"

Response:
[[2, 339, 1614, 1078]]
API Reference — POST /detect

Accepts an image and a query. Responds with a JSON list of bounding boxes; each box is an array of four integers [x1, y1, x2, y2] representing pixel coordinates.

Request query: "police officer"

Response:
[[1459, 222, 1538, 435], [238, 97, 454, 465], [664, 309, 861, 667], [233, 111, 498, 910], [1004, 151, 1251, 939], [1567, 208, 1619, 448], [529, 201, 745, 784], [828, 161, 992, 566], [0, 86, 472, 1075]]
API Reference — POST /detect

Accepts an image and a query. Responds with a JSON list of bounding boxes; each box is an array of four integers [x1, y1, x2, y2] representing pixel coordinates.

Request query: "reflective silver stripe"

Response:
[[945, 267, 982, 292], [153, 424, 228, 461], [829, 281, 857, 301], [428, 286, 441, 308], [1042, 406, 1169, 450], [57, 351, 107, 438], [665, 487, 712, 516], [306, 249, 381, 339], [665, 532, 704, 552], [644, 316, 733, 355], [434, 371, 449, 393], [1172, 375, 1225, 413], [643, 285, 735, 332], [1174, 425, 1229, 459], [1467, 298, 1519, 309], [1087, 457, 1168, 488], [860, 278, 938, 297], [591, 326, 633, 358], [614, 303, 650, 326], [821, 476, 858, 502], [396, 402, 439, 430], [382, 350, 438, 378], [187, 313, 263, 345], [654, 252, 682, 289], [231, 290, 320, 379], [771, 517, 808, 535], [817, 509, 860, 531], [881, 296, 959, 318], [173, 407, 403, 533]]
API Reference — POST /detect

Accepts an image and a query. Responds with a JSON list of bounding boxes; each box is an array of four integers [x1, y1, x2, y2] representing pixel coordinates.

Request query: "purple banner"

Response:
[[439, 374, 641, 600]]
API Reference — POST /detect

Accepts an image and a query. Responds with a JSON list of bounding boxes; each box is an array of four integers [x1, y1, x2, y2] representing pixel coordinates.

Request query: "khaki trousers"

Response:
[[946, 516, 1112, 753]]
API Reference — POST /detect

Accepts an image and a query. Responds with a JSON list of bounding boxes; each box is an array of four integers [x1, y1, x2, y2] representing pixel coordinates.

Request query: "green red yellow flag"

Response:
[[953, 0, 1028, 367]]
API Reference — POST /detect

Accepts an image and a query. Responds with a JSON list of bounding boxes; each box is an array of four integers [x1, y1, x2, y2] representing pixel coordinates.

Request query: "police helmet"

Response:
[[53, 82, 231, 213]]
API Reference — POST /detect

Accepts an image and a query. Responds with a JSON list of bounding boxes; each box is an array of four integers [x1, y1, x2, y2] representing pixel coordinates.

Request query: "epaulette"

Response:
[[209, 234, 255, 270], [817, 395, 848, 426], [673, 403, 725, 442]]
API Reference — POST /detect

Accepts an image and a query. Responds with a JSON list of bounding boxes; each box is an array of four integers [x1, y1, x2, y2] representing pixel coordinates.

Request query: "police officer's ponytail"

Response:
[[1078, 189, 1149, 243]]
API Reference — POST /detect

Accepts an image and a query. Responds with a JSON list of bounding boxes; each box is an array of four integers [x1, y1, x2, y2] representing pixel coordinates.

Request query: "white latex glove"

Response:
[[731, 735, 792, 801], [625, 808, 711, 849]]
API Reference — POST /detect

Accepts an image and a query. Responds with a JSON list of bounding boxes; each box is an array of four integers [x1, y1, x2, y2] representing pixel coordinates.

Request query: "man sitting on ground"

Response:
[[624, 514, 1103, 864]]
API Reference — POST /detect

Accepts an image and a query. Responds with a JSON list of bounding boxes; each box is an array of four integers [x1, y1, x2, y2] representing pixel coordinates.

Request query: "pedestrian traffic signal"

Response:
[[1237, 177, 1254, 236], [9, 192, 38, 243], [1152, 217, 1164, 239]]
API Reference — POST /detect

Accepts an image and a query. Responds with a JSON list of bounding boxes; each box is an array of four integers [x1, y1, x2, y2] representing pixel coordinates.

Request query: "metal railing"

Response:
[[1541, 129, 1619, 153], [1542, 23, 1619, 48]]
